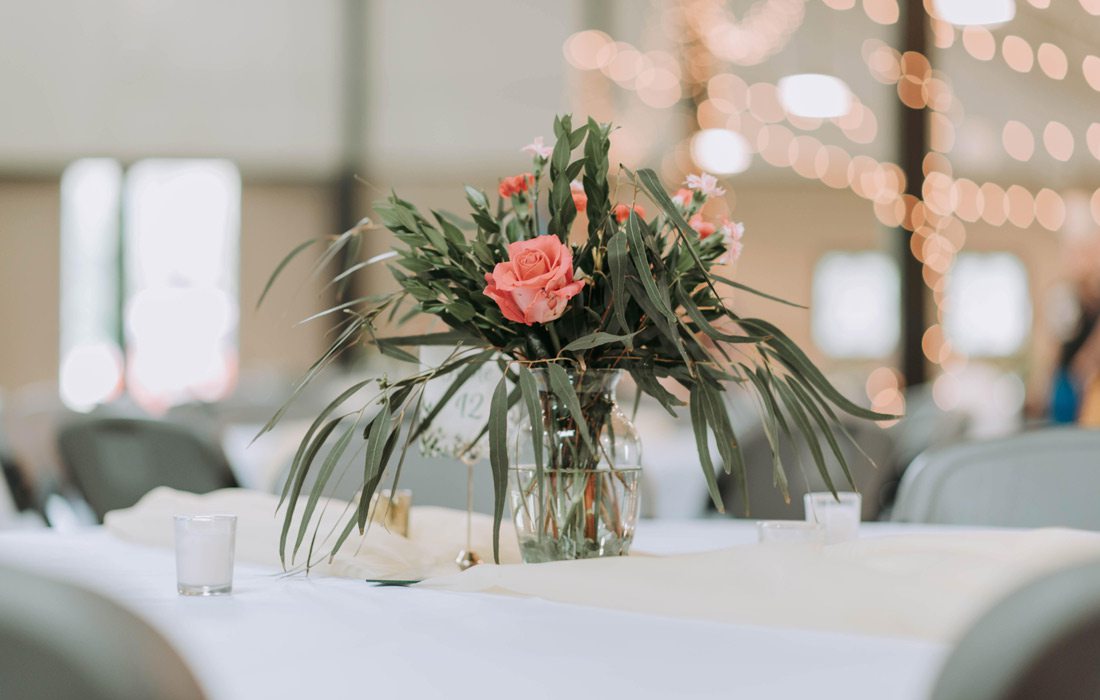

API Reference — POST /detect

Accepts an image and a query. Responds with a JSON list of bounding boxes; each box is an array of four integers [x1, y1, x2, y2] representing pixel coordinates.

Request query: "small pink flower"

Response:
[[483, 235, 584, 325], [613, 203, 646, 224], [570, 180, 587, 213], [719, 220, 745, 263], [689, 214, 717, 239], [671, 188, 694, 208], [522, 137, 553, 160], [684, 173, 726, 198]]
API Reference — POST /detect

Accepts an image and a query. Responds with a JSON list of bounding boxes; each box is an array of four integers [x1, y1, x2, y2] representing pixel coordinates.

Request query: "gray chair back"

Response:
[[893, 428, 1100, 528], [58, 418, 238, 521], [932, 558, 1100, 700], [0, 564, 206, 700], [721, 417, 896, 520]]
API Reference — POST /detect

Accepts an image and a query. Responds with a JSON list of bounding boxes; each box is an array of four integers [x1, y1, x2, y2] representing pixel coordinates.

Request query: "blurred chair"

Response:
[[57, 418, 238, 521], [893, 428, 1100, 529], [719, 417, 896, 521], [0, 564, 206, 700], [931, 558, 1100, 700], [875, 384, 971, 516]]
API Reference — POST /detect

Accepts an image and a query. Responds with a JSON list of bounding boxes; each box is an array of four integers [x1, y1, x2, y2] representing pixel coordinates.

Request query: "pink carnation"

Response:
[[720, 220, 745, 263], [671, 188, 694, 208], [483, 235, 584, 325], [689, 214, 717, 239]]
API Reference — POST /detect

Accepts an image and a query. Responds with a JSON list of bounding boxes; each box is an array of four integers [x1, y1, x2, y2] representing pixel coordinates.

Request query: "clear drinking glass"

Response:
[[174, 514, 237, 596], [804, 492, 862, 543], [756, 520, 826, 544]]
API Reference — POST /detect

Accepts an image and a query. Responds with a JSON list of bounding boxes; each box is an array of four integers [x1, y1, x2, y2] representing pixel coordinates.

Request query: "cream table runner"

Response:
[[105, 487, 521, 579], [105, 487, 1100, 643], [421, 528, 1100, 642]]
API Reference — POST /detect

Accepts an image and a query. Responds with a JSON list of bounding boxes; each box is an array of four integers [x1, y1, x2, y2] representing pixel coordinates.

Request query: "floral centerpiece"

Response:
[[260, 115, 889, 567]]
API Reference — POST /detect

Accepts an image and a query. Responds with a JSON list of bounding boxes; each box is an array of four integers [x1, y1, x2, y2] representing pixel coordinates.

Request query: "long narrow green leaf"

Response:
[[410, 354, 493, 442], [279, 415, 344, 565], [293, 417, 358, 558], [560, 331, 637, 353], [674, 286, 760, 343], [545, 363, 595, 452], [276, 377, 375, 507], [375, 330, 479, 347], [744, 318, 895, 422], [606, 231, 630, 331], [260, 316, 365, 441], [774, 379, 838, 498], [689, 386, 724, 512], [488, 375, 510, 563], [257, 238, 317, 309], [328, 252, 400, 286], [743, 368, 790, 501], [516, 365, 544, 476], [358, 400, 394, 532], [625, 212, 675, 321], [711, 274, 805, 308], [785, 376, 856, 489], [629, 366, 684, 417], [699, 381, 746, 508]]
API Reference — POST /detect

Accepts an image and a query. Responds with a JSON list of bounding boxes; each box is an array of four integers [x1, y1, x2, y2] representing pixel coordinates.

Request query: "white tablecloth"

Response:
[[0, 521, 949, 699]]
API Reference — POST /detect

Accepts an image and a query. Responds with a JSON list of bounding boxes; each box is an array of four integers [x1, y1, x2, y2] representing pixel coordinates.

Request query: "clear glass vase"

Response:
[[508, 369, 642, 563]]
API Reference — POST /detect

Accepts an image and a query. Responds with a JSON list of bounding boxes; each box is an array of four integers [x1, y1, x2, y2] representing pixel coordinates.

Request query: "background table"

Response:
[[0, 521, 949, 699]]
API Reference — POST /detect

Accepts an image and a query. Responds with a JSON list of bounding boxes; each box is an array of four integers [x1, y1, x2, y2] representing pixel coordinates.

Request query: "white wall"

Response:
[[0, 0, 343, 178]]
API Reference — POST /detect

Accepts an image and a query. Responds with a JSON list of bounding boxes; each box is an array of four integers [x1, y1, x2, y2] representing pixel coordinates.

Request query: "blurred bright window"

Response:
[[59, 159, 125, 411], [812, 252, 900, 358], [944, 252, 1031, 357], [59, 159, 240, 413]]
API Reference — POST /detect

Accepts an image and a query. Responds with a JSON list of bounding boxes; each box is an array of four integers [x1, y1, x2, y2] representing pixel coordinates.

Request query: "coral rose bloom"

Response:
[[613, 203, 646, 223], [483, 235, 585, 325]]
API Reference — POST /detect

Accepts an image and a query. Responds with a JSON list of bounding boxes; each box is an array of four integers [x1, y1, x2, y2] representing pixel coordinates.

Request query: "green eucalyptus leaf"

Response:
[[358, 400, 395, 532], [293, 417, 358, 558], [257, 238, 317, 309], [488, 375, 510, 563], [689, 386, 725, 512], [560, 331, 637, 353], [545, 363, 595, 452]]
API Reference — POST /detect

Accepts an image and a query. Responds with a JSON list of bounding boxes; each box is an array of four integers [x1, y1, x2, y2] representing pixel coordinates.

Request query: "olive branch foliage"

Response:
[[258, 115, 892, 568]]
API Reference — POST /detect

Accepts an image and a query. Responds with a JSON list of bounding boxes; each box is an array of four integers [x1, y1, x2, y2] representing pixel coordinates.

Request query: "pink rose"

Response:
[[483, 235, 585, 325]]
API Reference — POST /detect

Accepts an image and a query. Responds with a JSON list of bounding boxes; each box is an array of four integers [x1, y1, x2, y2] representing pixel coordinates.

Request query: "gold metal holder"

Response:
[[456, 457, 481, 570], [455, 549, 482, 570], [368, 489, 412, 537]]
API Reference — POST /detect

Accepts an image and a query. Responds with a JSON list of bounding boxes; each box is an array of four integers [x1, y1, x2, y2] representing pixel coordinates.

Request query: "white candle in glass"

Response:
[[174, 514, 237, 596], [803, 492, 861, 543]]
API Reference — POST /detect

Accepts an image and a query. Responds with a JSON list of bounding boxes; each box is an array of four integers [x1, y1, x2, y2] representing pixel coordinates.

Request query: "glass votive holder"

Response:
[[368, 489, 412, 537], [174, 514, 237, 596], [804, 492, 862, 544], [756, 520, 826, 545]]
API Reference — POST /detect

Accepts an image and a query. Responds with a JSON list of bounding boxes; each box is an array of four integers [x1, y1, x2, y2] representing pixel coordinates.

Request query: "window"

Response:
[[59, 159, 124, 412], [60, 159, 241, 413], [812, 252, 900, 358], [944, 252, 1031, 357]]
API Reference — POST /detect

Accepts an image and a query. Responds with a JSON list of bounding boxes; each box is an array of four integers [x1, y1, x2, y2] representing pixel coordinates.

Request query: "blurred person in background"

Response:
[[1049, 236, 1100, 426]]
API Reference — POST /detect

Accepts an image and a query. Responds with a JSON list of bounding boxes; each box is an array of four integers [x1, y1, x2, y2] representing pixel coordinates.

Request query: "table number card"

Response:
[[418, 346, 504, 462]]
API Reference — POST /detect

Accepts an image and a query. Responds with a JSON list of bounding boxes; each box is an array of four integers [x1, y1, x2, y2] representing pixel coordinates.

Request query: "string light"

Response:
[[1036, 43, 1068, 79]]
